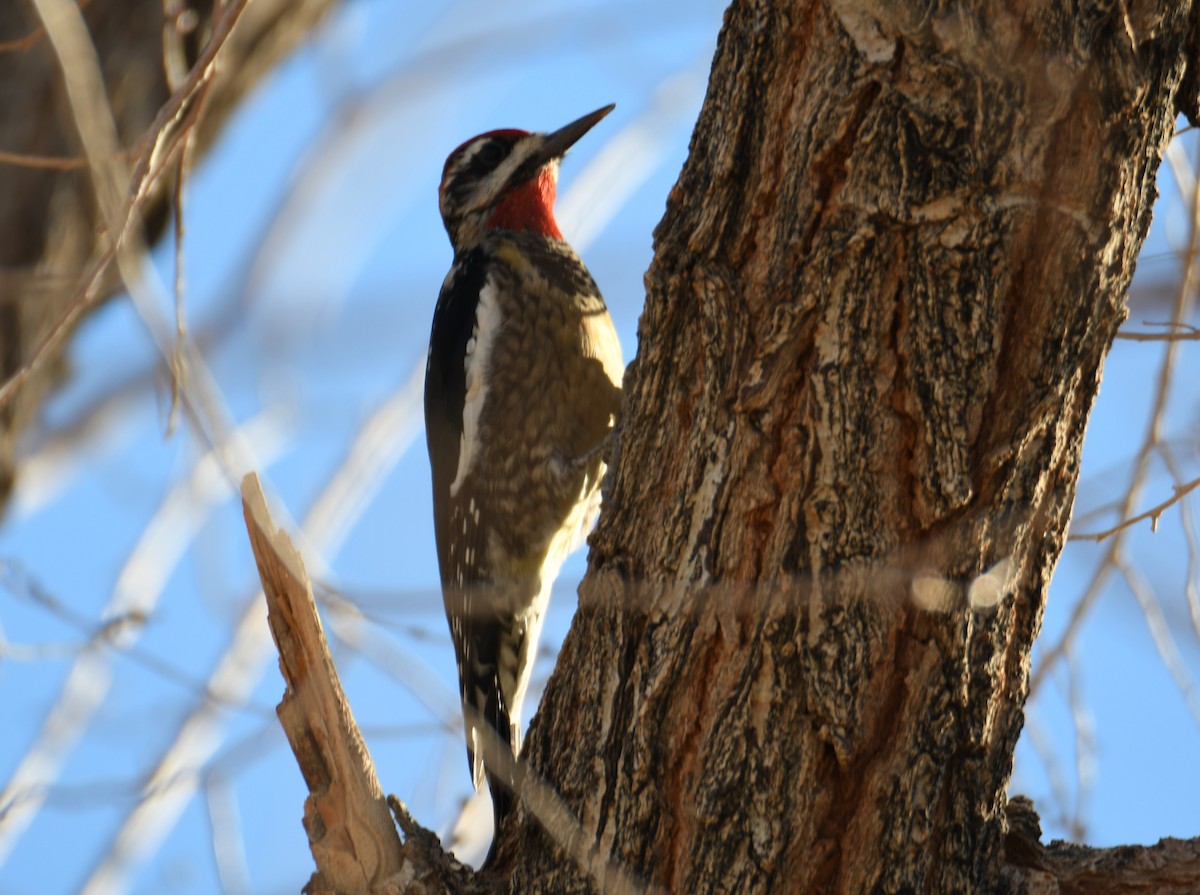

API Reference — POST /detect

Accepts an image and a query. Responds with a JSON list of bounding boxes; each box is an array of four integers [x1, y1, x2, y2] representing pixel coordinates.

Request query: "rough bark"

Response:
[[0, 0, 337, 514], [1029, 837, 1200, 895], [489, 2, 1200, 894]]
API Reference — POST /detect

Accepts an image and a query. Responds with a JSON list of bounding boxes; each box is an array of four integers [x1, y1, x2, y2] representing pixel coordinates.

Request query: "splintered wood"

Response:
[[241, 472, 403, 894]]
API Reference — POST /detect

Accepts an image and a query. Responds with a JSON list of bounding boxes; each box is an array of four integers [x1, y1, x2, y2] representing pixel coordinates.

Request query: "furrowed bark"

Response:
[[501, 2, 1200, 893]]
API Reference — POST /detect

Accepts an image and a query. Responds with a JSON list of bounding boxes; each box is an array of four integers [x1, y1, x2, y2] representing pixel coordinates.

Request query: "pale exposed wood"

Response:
[[241, 472, 490, 895], [241, 472, 406, 894]]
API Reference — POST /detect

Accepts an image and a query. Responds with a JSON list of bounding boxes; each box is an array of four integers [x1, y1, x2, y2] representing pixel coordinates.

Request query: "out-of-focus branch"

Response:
[[1115, 322, 1200, 341], [0, 0, 338, 514], [76, 367, 427, 893], [1116, 558, 1200, 728], [0, 408, 291, 866], [1069, 475, 1200, 542]]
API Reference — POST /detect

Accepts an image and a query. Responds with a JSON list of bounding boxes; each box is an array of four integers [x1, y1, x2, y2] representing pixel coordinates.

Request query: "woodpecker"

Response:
[[424, 105, 623, 853]]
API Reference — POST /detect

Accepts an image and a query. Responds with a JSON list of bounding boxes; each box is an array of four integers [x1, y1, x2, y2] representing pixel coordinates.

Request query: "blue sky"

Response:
[[1, 2, 1198, 893]]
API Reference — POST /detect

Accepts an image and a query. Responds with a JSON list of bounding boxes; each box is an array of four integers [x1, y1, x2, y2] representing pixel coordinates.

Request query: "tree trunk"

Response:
[[499, 2, 1200, 892]]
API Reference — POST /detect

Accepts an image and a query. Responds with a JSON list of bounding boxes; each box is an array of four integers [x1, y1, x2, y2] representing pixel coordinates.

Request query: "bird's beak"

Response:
[[532, 104, 615, 167]]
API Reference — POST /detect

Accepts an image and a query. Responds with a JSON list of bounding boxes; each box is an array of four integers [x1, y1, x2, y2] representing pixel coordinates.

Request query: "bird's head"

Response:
[[438, 104, 614, 250]]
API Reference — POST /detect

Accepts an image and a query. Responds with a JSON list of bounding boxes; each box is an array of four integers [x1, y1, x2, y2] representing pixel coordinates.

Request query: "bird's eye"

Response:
[[476, 140, 509, 169]]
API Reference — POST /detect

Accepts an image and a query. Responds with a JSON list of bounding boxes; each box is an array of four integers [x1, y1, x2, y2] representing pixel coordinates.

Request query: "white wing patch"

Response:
[[582, 306, 624, 390], [450, 276, 501, 497]]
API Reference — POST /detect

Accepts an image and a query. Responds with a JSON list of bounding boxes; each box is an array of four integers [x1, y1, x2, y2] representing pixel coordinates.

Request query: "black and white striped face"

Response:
[[438, 129, 544, 247], [437, 105, 616, 250]]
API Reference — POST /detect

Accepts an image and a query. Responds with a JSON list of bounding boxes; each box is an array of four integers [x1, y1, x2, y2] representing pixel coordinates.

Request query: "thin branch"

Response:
[[0, 409, 290, 864], [0, 0, 250, 416], [166, 124, 197, 437], [1022, 718, 1073, 836], [1114, 322, 1200, 342], [1064, 647, 1093, 842], [1116, 558, 1200, 728], [1161, 445, 1200, 650], [1068, 475, 1200, 541], [0, 144, 140, 170], [0, 0, 92, 53], [205, 774, 252, 895]]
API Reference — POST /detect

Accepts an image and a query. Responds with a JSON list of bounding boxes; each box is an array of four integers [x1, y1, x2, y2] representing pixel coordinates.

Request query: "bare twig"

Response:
[[0, 145, 140, 170], [1023, 706, 1075, 836], [1162, 445, 1200, 649], [1114, 322, 1200, 342], [205, 774, 252, 895], [0, 0, 251, 415], [1068, 475, 1200, 542], [1116, 558, 1200, 728], [0, 0, 93, 53], [1064, 648, 1093, 842], [167, 124, 197, 437]]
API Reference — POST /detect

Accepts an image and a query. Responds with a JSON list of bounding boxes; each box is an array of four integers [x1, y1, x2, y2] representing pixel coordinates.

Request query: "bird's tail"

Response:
[[459, 622, 514, 794], [454, 577, 547, 857]]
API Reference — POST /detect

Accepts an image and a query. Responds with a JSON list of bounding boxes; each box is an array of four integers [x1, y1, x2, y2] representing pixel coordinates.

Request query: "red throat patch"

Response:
[[486, 167, 562, 240]]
